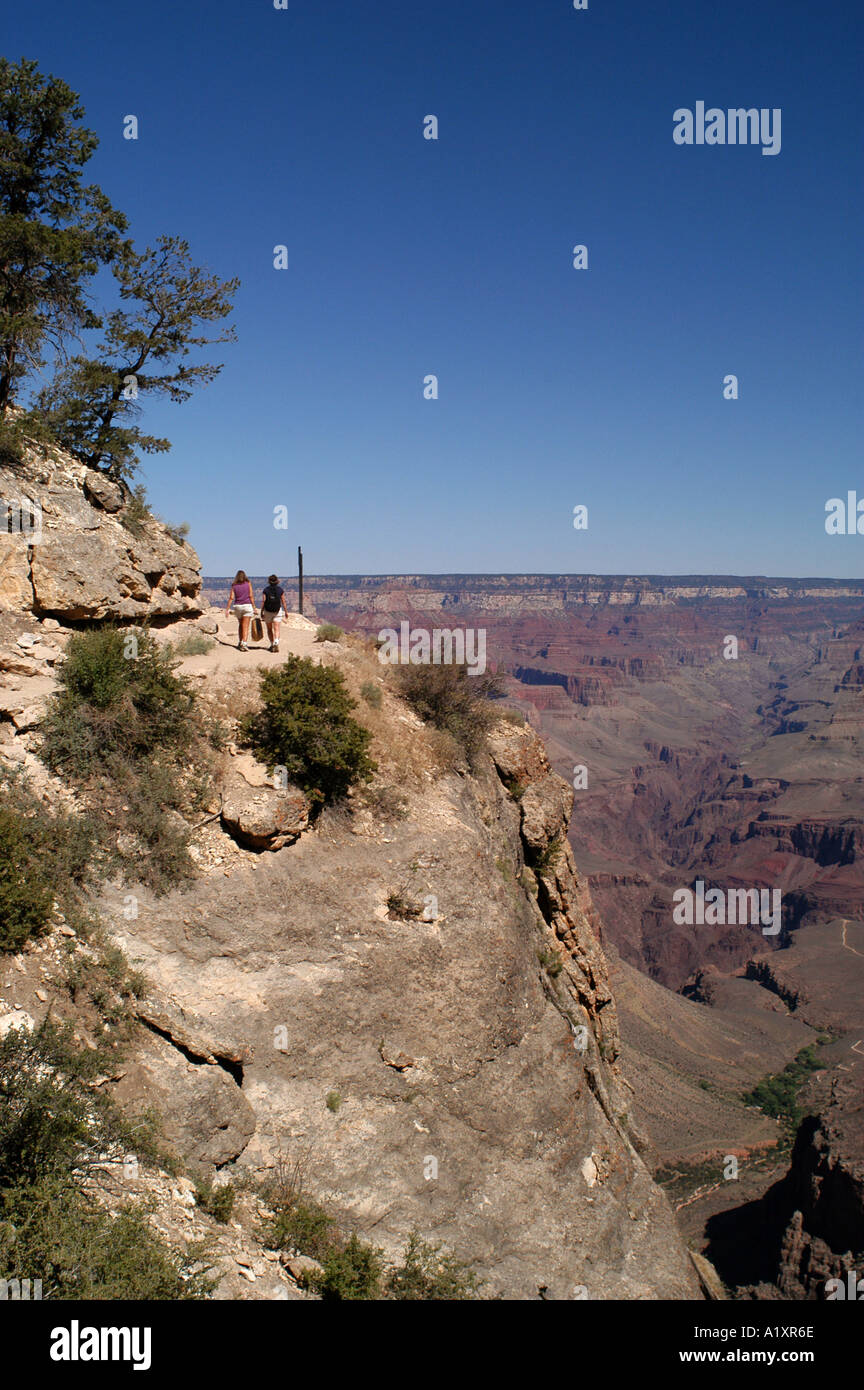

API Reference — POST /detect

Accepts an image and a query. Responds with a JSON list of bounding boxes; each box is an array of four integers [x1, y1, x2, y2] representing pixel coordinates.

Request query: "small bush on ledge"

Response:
[[40, 627, 221, 892], [241, 656, 375, 805], [393, 664, 504, 765]]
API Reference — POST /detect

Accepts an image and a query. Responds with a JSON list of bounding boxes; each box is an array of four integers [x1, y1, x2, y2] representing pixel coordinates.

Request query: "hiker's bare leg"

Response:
[[240, 616, 251, 644]]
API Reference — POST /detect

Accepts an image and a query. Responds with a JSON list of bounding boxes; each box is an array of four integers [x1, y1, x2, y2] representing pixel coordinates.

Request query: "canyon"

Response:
[[202, 570, 862, 1292], [3, 472, 861, 1296]]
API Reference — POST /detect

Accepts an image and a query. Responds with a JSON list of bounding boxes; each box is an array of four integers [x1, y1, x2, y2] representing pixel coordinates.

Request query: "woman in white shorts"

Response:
[[260, 574, 290, 652], [226, 570, 257, 650]]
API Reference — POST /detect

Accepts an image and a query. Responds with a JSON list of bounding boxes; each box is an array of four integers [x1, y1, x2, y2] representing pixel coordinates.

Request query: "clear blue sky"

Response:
[[6, 0, 863, 577]]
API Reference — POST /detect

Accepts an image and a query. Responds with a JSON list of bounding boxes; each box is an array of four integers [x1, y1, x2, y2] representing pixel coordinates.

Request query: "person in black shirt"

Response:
[[260, 574, 289, 651]]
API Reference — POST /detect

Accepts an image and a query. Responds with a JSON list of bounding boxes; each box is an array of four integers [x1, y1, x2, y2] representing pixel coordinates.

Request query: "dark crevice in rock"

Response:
[[139, 1016, 245, 1087]]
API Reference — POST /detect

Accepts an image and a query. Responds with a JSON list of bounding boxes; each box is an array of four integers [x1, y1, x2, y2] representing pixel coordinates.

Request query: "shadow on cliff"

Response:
[[703, 1168, 797, 1290]]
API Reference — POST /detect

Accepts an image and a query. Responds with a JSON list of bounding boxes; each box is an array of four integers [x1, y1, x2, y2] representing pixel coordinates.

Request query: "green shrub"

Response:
[[0, 766, 116, 948], [499, 708, 526, 727], [315, 624, 343, 643], [394, 664, 504, 764], [743, 1044, 825, 1131], [532, 835, 563, 873], [313, 1233, 384, 1301], [40, 627, 220, 892], [241, 656, 376, 804], [0, 1017, 203, 1299], [0, 807, 55, 951], [537, 947, 564, 979], [120, 484, 150, 539], [384, 1233, 480, 1300], [267, 1196, 338, 1261], [360, 680, 382, 709], [62, 935, 148, 1035], [326, 1091, 342, 1113], [0, 1018, 158, 1188], [194, 1178, 235, 1224], [264, 1178, 479, 1301], [0, 1181, 213, 1300], [43, 627, 195, 769], [501, 772, 525, 800]]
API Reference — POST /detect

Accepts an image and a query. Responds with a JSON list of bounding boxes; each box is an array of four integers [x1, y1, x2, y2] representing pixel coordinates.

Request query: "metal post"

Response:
[[298, 545, 304, 615]]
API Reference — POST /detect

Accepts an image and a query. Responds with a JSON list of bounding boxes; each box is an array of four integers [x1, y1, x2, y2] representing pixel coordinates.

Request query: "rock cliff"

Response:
[[0, 610, 703, 1298], [1, 430, 202, 621]]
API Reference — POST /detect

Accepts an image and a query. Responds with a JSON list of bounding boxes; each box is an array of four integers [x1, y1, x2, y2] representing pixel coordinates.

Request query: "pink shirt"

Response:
[[232, 581, 252, 604]]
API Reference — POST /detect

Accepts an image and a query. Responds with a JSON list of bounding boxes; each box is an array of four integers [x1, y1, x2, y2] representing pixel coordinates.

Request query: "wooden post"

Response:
[[298, 545, 304, 615]]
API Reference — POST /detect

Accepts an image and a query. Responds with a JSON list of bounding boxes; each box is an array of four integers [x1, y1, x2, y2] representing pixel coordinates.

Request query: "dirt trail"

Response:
[[839, 918, 864, 960], [160, 605, 324, 677]]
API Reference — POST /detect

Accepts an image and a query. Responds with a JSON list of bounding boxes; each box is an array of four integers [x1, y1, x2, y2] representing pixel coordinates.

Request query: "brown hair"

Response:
[[233, 570, 247, 585], [268, 574, 279, 585]]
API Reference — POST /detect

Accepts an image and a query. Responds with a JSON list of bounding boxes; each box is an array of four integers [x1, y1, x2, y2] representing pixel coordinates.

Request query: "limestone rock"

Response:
[[380, 1040, 415, 1071], [0, 1009, 35, 1038], [221, 785, 311, 850], [488, 719, 574, 851], [689, 1250, 727, 1300], [520, 774, 573, 853], [0, 535, 32, 610], [119, 1030, 256, 1167], [0, 652, 41, 677], [0, 434, 203, 622], [284, 1255, 324, 1283], [83, 470, 125, 512], [110, 713, 701, 1300], [10, 699, 48, 732]]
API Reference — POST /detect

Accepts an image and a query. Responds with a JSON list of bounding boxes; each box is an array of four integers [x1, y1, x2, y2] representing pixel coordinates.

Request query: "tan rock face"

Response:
[[107, 711, 700, 1299], [220, 784, 312, 850], [0, 438, 203, 621], [0, 535, 33, 610], [83, 470, 124, 512]]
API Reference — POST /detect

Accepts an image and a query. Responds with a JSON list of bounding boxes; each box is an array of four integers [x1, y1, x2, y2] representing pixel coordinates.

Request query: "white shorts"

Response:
[[232, 603, 255, 617], [261, 608, 283, 624]]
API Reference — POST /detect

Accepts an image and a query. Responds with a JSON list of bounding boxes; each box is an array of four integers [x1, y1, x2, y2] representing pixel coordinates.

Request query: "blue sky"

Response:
[[6, 0, 863, 577]]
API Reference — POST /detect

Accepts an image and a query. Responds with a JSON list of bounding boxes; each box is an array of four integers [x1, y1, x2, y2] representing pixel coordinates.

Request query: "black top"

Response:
[[262, 584, 284, 611]]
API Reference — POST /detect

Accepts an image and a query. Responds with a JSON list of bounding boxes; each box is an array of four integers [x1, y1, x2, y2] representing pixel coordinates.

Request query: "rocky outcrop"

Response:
[[0, 590, 707, 1298], [488, 720, 620, 1071], [0, 431, 202, 621], [704, 1070, 864, 1298], [220, 784, 311, 851], [98, 712, 701, 1299], [775, 1076, 864, 1297]]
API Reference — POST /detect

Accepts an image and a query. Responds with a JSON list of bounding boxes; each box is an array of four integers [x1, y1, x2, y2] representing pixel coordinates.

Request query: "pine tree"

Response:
[[0, 58, 126, 422], [38, 236, 239, 478]]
